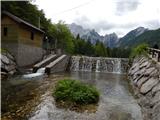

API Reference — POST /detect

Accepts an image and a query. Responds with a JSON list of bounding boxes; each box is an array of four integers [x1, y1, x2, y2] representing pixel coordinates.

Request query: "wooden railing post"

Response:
[[147, 47, 160, 62]]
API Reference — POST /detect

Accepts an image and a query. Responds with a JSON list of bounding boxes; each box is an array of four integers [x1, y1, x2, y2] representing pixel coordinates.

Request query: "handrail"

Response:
[[147, 47, 160, 62]]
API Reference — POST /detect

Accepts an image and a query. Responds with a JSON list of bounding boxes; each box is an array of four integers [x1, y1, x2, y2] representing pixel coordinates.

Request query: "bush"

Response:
[[53, 79, 100, 104], [130, 43, 148, 58]]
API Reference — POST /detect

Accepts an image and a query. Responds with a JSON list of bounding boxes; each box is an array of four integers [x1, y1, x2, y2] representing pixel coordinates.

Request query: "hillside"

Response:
[[118, 28, 160, 48], [117, 27, 148, 48]]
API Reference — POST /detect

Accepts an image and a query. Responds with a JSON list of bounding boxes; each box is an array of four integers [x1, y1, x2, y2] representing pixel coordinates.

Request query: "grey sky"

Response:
[[33, 0, 160, 37]]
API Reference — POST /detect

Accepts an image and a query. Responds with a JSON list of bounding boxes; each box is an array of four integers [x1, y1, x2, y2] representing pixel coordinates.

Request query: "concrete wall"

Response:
[[2, 43, 45, 67], [128, 56, 160, 120]]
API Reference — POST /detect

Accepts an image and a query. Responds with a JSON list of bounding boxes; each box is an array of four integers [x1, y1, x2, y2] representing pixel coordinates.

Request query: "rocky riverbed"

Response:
[[1, 74, 66, 120]]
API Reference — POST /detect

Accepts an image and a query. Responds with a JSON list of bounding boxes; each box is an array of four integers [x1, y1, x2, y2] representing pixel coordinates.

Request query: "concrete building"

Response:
[[1, 11, 45, 67]]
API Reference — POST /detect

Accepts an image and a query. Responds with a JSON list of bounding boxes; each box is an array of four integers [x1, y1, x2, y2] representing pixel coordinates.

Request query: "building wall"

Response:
[[18, 24, 43, 47], [1, 15, 45, 67], [1, 16, 19, 43]]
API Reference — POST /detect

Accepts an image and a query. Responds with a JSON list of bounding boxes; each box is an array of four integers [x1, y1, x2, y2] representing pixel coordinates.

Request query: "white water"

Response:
[[96, 59, 100, 72], [22, 68, 45, 78], [70, 56, 127, 74]]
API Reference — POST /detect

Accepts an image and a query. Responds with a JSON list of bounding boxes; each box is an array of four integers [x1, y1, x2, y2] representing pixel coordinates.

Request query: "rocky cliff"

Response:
[[128, 56, 160, 120]]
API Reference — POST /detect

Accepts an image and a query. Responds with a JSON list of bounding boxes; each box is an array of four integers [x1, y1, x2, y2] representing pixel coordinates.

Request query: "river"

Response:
[[1, 71, 142, 120]]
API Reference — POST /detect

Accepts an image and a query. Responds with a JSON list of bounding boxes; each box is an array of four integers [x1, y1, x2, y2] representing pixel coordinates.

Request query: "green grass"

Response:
[[53, 79, 100, 105]]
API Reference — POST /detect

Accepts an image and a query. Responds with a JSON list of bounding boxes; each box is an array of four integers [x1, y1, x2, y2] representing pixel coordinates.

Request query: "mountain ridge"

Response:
[[68, 23, 160, 48]]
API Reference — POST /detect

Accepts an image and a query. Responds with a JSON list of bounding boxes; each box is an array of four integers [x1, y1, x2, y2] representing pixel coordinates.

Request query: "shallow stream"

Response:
[[2, 71, 142, 120]]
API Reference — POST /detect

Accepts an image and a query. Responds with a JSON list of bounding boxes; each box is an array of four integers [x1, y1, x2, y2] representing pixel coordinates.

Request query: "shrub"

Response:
[[53, 79, 100, 105], [130, 43, 148, 58]]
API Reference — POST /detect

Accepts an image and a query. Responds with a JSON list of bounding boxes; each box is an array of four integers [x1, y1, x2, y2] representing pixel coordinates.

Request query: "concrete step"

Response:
[[33, 54, 58, 72], [45, 55, 69, 74]]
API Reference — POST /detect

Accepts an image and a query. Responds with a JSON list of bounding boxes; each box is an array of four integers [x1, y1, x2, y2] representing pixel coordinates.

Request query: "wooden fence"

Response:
[[147, 47, 160, 62]]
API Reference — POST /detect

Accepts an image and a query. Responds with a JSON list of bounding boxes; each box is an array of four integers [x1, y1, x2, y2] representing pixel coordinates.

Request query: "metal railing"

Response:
[[147, 47, 160, 62]]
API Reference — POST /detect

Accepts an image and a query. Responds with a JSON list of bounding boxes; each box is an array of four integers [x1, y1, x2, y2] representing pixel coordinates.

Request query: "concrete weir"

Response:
[[45, 55, 69, 74], [33, 54, 58, 73]]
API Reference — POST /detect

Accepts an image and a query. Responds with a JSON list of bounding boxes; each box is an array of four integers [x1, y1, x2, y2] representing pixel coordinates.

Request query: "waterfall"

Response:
[[37, 68, 46, 73], [70, 56, 80, 71], [96, 60, 100, 72], [113, 59, 121, 74], [70, 56, 128, 74]]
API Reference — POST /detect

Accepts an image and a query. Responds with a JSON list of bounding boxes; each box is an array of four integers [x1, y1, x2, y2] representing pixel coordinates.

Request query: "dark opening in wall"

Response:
[[31, 32, 34, 40], [4, 27, 8, 36]]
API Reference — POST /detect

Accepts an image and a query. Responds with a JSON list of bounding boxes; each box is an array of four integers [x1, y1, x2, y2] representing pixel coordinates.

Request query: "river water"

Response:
[[1, 71, 142, 120], [30, 72, 142, 120]]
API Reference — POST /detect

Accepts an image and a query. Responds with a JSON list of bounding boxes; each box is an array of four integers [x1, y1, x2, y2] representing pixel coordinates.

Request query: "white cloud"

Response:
[[32, 0, 160, 37]]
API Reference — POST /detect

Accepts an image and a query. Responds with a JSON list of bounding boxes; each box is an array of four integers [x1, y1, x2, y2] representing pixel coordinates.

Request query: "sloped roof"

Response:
[[2, 11, 44, 33]]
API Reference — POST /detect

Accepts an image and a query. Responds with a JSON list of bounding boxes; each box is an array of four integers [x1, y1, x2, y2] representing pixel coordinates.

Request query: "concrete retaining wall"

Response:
[[128, 56, 160, 120], [2, 43, 45, 67]]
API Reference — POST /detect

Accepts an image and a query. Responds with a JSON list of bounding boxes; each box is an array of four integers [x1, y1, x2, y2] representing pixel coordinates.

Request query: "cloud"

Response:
[[74, 16, 139, 33], [143, 20, 160, 29], [115, 0, 140, 16]]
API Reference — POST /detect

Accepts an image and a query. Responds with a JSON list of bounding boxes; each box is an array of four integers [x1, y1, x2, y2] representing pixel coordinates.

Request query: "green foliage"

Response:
[[109, 47, 131, 58], [130, 43, 148, 58], [94, 41, 108, 57], [53, 21, 75, 54], [53, 79, 100, 104]]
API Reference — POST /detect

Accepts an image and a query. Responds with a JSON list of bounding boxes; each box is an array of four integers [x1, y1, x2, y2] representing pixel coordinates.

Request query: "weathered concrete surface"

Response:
[[45, 55, 69, 74], [33, 54, 58, 73], [2, 43, 45, 67], [128, 56, 160, 120]]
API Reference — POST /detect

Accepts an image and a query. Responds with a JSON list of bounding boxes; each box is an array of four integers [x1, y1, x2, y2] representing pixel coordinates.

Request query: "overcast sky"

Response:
[[32, 0, 160, 37]]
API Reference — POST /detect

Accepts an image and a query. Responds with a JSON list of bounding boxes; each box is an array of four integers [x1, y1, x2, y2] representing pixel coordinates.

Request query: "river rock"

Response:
[[140, 77, 159, 94], [1, 61, 5, 69], [152, 91, 160, 105], [152, 83, 160, 95], [6, 52, 15, 61], [1, 52, 17, 77], [1, 54, 10, 64], [133, 74, 143, 84], [139, 61, 149, 69], [137, 77, 149, 88], [152, 102, 160, 120], [143, 67, 156, 76]]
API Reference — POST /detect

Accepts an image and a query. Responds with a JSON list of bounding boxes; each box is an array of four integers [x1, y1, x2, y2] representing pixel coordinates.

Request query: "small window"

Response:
[[4, 27, 8, 36], [31, 32, 34, 40]]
